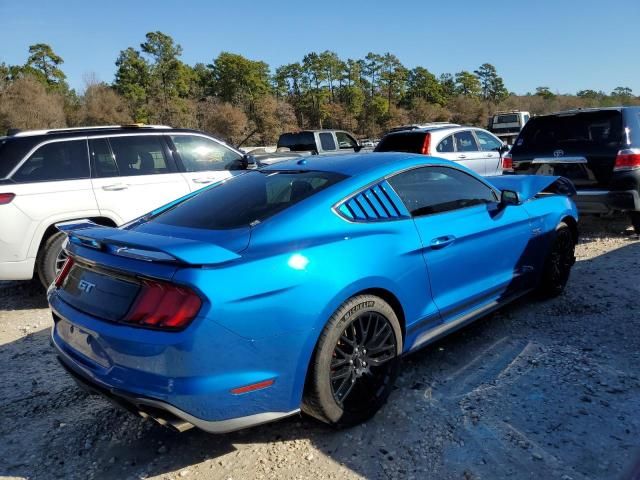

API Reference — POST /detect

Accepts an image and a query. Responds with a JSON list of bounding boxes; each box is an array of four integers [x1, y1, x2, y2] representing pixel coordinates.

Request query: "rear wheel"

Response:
[[537, 222, 575, 298], [36, 232, 67, 288], [302, 295, 402, 427]]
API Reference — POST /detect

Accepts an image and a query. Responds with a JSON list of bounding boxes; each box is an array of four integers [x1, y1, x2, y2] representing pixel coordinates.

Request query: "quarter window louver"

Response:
[[336, 181, 409, 222]]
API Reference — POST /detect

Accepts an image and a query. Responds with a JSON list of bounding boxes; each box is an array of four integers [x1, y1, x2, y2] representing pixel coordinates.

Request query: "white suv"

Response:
[[375, 125, 508, 176], [0, 125, 252, 287]]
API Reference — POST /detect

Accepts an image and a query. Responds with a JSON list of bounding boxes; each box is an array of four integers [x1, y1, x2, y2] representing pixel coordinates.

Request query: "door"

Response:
[[473, 129, 505, 175], [90, 135, 190, 224], [387, 166, 533, 322], [167, 134, 241, 192], [434, 131, 485, 175]]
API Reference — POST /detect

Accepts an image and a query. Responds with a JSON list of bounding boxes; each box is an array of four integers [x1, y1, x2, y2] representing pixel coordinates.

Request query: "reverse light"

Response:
[[0, 193, 15, 205], [614, 149, 640, 171], [54, 257, 74, 288], [420, 133, 431, 155], [502, 154, 513, 172], [123, 280, 202, 330]]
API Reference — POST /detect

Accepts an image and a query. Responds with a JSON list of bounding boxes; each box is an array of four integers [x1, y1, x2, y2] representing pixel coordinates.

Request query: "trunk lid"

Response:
[[510, 110, 623, 189]]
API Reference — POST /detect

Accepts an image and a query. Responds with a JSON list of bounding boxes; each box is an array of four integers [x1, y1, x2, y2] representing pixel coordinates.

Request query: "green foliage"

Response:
[[474, 63, 508, 102], [4, 34, 640, 140], [455, 71, 482, 97]]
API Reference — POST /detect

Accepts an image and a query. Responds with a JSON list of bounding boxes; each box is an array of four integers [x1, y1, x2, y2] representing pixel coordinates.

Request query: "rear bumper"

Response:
[[57, 354, 298, 433], [574, 189, 640, 214], [48, 289, 305, 432]]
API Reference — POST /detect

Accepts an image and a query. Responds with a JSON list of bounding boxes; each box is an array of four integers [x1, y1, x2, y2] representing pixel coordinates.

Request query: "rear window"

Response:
[[494, 114, 519, 124], [513, 111, 623, 152], [0, 138, 36, 179], [375, 132, 428, 153], [277, 132, 316, 152], [12, 140, 89, 183], [149, 170, 346, 230]]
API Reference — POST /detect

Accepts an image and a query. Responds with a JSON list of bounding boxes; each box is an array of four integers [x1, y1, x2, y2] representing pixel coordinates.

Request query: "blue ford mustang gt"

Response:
[[49, 153, 578, 433]]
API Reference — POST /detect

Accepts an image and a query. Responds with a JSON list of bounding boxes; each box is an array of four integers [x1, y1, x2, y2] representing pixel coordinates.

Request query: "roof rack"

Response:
[[9, 124, 173, 137]]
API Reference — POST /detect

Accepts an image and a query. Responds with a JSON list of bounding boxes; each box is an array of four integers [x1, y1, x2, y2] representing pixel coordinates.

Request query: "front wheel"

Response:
[[302, 295, 402, 428], [36, 232, 68, 288], [537, 222, 575, 298]]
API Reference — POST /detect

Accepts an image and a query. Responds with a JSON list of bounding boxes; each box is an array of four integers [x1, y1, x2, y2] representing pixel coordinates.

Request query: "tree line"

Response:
[[1, 32, 638, 145]]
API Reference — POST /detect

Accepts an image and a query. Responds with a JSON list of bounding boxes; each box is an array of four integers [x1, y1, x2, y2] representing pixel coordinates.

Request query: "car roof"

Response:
[[261, 151, 456, 177], [538, 106, 640, 118], [5, 125, 210, 141]]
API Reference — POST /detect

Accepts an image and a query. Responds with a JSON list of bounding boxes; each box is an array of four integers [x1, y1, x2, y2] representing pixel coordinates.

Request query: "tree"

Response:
[[197, 98, 249, 146], [210, 52, 271, 109], [474, 63, 508, 102], [439, 73, 457, 100], [71, 82, 132, 126], [379, 53, 407, 110], [0, 76, 66, 133], [114, 47, 151, 122], [535, 86, 555, 100], [141, 31, 189, 123], [455, 71, 481, 97], [23, 43, 67, 91], [363, 52, 383, 97], [611, 86, 633, 97], [406, 67, 445, 106]]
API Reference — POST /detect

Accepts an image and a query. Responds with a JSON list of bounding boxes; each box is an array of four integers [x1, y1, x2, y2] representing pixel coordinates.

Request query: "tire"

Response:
[[302, 295, 403, 428], [537, 222, 575, 298], [36, 232, 68, 288], [630, 212, 640, 235]]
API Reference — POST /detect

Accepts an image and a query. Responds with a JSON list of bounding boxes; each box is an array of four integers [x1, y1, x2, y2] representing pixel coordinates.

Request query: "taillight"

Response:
[[124, 280, 202, 330], [0, 193, 15, 205], [614, 149, 640, 171], [420, 133, 431, 155], [502, 154, 513, 172], [55, 257, 74, 288]]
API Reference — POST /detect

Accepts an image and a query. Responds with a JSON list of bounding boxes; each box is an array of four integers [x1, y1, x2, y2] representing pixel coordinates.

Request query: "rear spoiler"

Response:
[[486, 175, 576, 202], [55, 220, 240, 266]]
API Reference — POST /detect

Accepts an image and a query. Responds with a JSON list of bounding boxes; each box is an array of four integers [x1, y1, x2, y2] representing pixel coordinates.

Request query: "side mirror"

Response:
[[228, 153, 259, 170], [498, 144, 510, 155], [500, 190, 520, 206], [354, 144, 362, 152]]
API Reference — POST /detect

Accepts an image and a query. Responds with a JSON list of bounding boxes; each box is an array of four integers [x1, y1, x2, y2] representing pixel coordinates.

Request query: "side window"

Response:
[[319, 132, 336, 151], [474, 130, 503, 152], [108, 135, 171, 176], [89, 138, 118, 178], [388, 166, 497, 217], [454, 131, 479, 152], [12, 140, 89, 183], [436, 135, 454, 153], [336, 132, 357, 149], [170, 135, 243, 172]]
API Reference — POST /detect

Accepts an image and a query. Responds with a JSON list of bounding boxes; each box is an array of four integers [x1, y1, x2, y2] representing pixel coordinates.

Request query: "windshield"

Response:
[[148, 170, 347, 230]]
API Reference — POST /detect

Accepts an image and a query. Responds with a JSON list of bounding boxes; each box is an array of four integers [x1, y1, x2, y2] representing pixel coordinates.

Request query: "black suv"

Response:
[[505, 107, 640, 231]]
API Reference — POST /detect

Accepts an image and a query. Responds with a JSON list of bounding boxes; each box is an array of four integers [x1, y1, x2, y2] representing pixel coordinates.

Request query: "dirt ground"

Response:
[[1, 217, 639, 480]]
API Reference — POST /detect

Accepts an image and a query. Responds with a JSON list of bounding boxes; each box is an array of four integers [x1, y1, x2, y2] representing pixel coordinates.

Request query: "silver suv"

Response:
[[375, 125, 507, 176]]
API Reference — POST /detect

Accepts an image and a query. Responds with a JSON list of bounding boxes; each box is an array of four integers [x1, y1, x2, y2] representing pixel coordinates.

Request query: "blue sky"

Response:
[[1, 0, 638, 95]]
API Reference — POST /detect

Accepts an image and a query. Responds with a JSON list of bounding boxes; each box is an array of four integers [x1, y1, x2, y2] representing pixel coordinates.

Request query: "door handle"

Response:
[[430, 235, 456, 249], [192, 178, 215, 184], [102, 183, 128, 191], [457, 154, 467, 159]]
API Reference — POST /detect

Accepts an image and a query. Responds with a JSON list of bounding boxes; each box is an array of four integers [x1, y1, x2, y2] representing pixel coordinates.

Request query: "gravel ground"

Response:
[[1, 217, 639, 480]]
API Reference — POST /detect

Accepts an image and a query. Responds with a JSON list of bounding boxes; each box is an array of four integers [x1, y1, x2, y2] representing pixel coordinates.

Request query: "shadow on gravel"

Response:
[[0, 241, 639, 480], [0, 279, 47, 311]]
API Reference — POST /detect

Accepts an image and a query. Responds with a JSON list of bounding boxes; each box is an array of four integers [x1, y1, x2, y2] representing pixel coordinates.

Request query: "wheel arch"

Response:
[[34, 215, 119, 271], [561, 215, 579, 243]]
